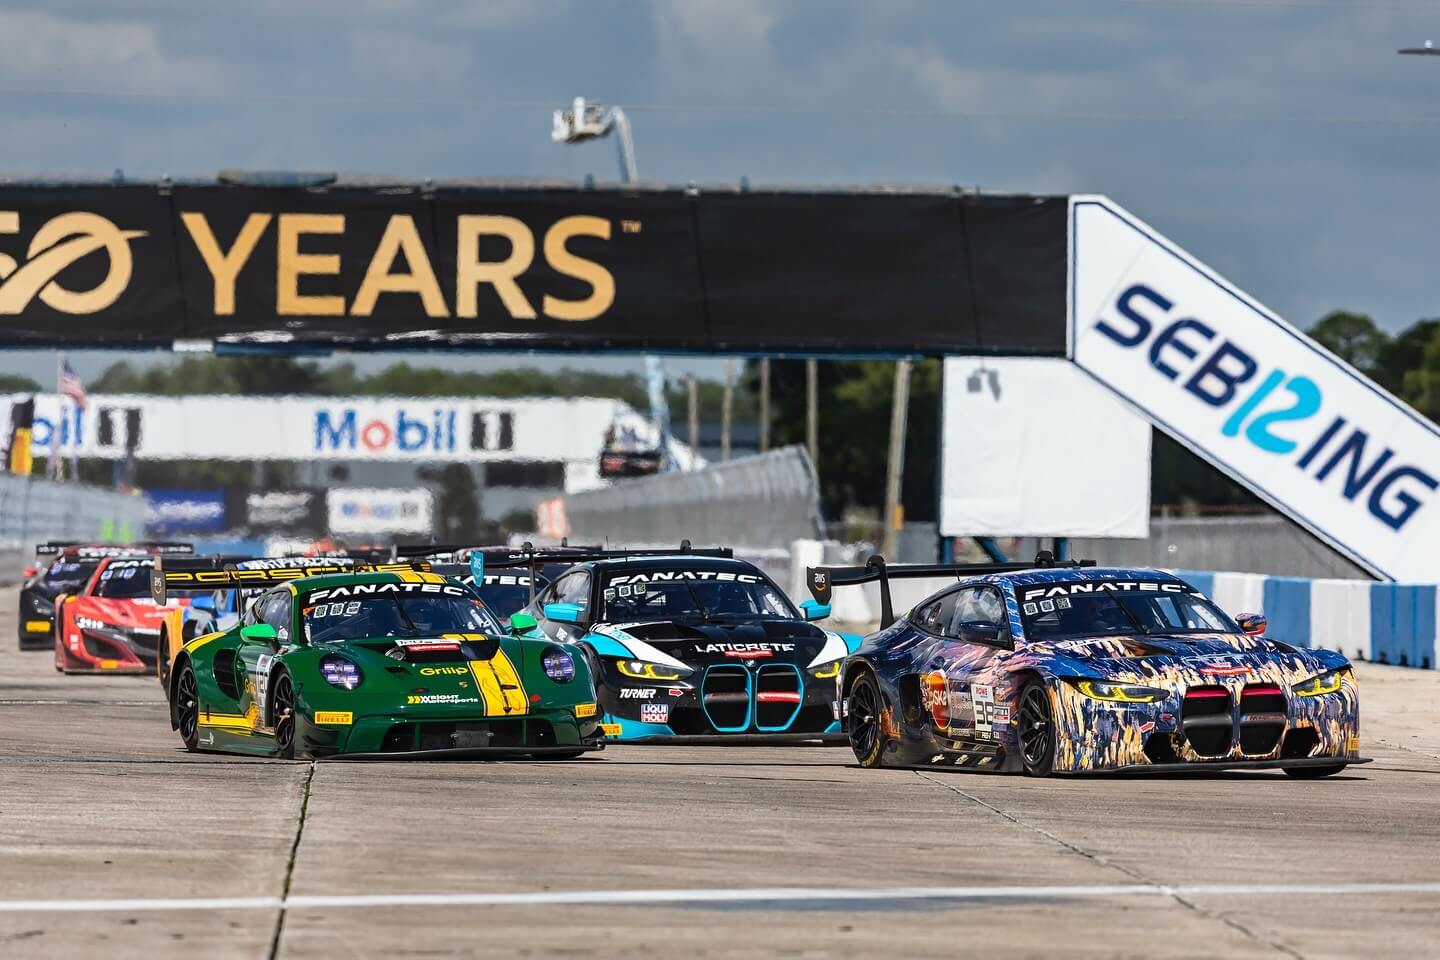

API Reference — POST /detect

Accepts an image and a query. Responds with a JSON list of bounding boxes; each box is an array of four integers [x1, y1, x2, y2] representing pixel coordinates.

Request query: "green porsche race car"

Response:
[[154, 562, 604, 759]]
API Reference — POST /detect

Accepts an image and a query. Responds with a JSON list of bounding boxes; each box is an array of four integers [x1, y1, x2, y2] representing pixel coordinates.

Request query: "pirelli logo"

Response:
[[314, 712, 353, 726]]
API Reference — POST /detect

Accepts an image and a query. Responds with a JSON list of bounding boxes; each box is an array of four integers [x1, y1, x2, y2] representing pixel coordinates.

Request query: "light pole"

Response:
[[552, 98, 677, 470]]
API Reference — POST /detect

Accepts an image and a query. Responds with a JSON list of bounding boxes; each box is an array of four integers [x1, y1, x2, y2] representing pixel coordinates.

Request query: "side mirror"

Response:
[[800, 599, 832, 622], [543, 602, 584, 625], [1236, 612, 1267, 636], [240, 623, 279, 645], [957, 621, 1003, 645], [509, 612, 539, 635]]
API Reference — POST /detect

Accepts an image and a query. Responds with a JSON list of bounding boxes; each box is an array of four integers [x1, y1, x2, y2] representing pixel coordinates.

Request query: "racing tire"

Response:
[[175, 663, 201, 753], [271, 672, 297, 760], [1018, 680, 1057, 777], [1283, 763, 1347, 779], [847, 671, 886, 768], [158, 630, 172, 691]]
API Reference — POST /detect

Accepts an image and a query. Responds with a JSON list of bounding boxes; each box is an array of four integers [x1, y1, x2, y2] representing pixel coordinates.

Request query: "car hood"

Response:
[[1031, 632, 1348, 686], [589, 619, 849, 669]]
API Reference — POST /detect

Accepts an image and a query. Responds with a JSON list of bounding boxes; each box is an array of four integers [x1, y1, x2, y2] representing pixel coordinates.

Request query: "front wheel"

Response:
[[847, 672, 886, 768], [1283, 763, 1347, 779], [272, 673, 297, 760], [175, 663, 200, 752], [1018, 681, 1057, 777]]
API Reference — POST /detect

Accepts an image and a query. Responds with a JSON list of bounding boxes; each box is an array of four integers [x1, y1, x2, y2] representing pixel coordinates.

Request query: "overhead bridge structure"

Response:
[[0, 179, 1433, 581]]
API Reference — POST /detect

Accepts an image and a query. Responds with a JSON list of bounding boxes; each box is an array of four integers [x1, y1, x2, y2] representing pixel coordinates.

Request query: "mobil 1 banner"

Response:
[[1070, 196, 1440, 583], [245, 489, 325, 535], [0, 186, 181, 342]]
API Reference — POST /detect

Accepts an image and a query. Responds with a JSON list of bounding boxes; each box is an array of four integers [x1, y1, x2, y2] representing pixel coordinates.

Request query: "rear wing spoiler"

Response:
[[150, 556, 432, 605], [36, 541, 194, 558], [807, 551, 1096, 629], [411, 540, 735, 609]]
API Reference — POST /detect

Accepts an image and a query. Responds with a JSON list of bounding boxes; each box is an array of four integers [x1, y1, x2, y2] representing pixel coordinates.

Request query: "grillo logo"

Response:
[[0, 213, 147, 315], [1096, 283, 1436, 532]]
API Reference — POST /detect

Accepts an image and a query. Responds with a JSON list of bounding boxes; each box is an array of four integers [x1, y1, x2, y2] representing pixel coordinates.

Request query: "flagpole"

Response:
[[51, 352, 63, 482]]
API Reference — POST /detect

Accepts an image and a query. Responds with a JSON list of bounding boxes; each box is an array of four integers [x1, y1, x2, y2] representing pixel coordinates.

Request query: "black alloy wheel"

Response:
[[176, 664, 200, 752], [1018, 681, 1056, 777], [272, 673, 297, 760], [847, 672, 885, 768]]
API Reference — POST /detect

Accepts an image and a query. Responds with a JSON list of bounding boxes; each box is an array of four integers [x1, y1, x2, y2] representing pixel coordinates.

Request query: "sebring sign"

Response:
[[1070, 196, 1440, 583]]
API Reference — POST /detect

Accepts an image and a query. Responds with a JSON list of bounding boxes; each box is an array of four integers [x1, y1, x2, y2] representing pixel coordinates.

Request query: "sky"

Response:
[[0, 0, 1438, 385]]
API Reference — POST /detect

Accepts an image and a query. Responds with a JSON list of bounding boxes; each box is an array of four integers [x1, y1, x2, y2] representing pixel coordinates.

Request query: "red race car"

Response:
[[54, 555, 192, 674]]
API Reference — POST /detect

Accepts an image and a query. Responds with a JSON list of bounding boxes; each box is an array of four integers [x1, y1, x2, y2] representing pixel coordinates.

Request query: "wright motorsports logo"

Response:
[[0, 212, 147, 315]]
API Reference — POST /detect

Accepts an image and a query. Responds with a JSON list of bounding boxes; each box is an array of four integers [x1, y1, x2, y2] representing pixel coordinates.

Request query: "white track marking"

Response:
[[2, 882, 1440, 913]]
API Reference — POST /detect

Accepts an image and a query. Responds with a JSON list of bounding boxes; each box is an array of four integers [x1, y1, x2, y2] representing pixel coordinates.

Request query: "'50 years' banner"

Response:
[[0, 184, 1067, 354]]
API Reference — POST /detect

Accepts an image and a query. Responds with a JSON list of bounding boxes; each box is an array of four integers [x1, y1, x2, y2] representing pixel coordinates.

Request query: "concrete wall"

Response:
[[563, 446, 824, 552], [0, 476, 149, 582]]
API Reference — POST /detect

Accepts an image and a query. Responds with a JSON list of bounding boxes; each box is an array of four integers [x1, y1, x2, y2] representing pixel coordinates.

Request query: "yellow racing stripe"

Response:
[[468, 652, 529, 716]]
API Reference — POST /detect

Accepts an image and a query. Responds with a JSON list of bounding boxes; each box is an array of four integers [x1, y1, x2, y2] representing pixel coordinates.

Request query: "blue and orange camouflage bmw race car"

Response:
[[811, 554, 1367, 777]]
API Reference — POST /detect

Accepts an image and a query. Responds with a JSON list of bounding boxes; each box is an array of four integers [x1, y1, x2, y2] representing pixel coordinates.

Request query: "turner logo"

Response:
[[0, 212, 147, 314], [1094, 283, 1436, 533]]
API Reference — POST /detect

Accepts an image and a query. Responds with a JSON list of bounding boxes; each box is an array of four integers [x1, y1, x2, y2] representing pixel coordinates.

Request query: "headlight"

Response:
[[542, 648, 576, 682], [1292, 669, 1346, 697], [809, 661, 841, 679], [1072, 679, 1168, 703], [614, 659, 690, 681], [320, 656, 362, 690]]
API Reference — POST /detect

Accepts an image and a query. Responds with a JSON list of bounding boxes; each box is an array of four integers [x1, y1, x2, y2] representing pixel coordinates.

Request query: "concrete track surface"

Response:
[[3, 594, 1440, 959]]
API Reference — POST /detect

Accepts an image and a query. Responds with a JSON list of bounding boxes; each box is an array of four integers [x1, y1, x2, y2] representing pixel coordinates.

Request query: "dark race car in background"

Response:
[[523, 549, 859, 742], [813, 554, 1367, 777], [20, 542, 192, 653]]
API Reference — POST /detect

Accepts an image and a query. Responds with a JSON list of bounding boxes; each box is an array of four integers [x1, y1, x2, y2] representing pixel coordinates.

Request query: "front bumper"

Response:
[[55, 626, 155, 674], [18, 618, 53, 648], [1080, 755, 1372, 776], [598, 663, 841, 740], [296, 706, 605, 759]]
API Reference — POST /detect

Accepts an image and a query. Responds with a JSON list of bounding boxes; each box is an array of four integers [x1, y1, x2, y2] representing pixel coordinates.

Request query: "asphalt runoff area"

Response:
[[3, 592, 1439, 959]]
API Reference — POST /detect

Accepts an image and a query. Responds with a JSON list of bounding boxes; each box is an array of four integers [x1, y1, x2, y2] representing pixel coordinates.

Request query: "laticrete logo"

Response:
[[0, 212, 146, 314]]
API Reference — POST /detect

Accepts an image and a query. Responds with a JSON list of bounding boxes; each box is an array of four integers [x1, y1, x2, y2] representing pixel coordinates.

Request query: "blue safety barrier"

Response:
[[1176, 570, 1438, 670]]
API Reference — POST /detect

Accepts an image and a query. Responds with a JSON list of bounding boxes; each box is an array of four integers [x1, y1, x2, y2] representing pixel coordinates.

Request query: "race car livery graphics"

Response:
[[525, 554, 859, 742], [163, 568, 603, 759], [55, 556, 192, 674], [815, 555, 1367, 777]]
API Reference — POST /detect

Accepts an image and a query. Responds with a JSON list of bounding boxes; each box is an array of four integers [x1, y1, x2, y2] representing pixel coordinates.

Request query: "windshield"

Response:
[[468, 574, 544, 619], [95, 562, 154, 598], [302, 587, 503, 644], [600, 568, 797, 621], [1017, 580, 1237, 639], [37, 561, 99, 597]]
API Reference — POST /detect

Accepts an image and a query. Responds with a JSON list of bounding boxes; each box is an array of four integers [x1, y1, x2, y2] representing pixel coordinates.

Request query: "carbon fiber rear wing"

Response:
[[405, 540, 735, 609], [807, 551, 1095, 629], [150, 556, 431, 605]]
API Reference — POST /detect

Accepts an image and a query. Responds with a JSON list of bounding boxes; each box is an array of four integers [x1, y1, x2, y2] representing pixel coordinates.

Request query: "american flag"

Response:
[[59, 357, 87, 409]]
